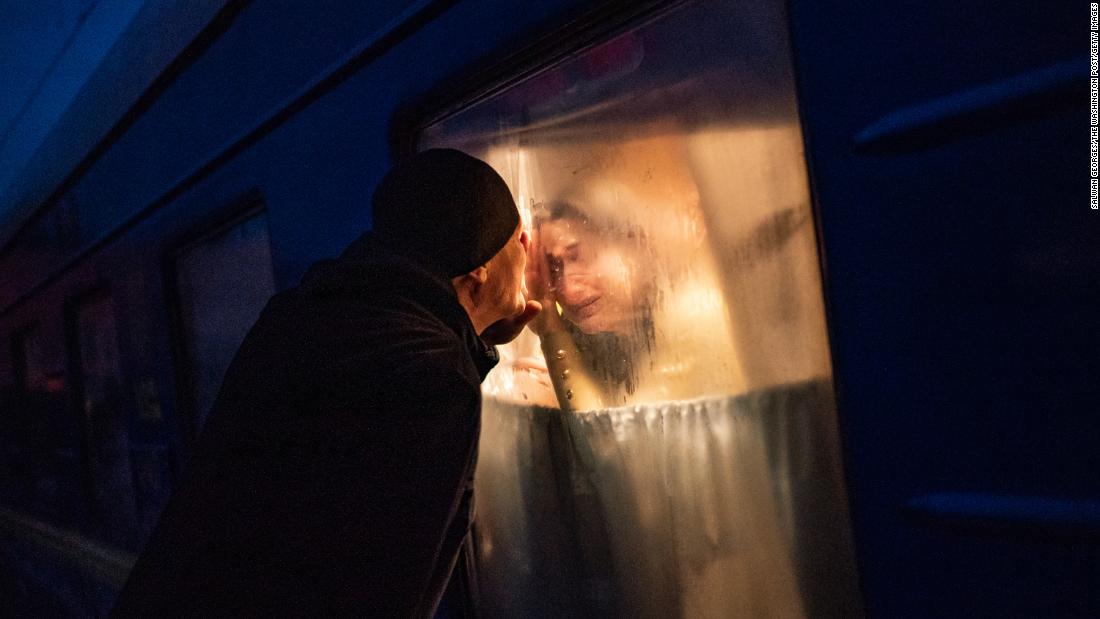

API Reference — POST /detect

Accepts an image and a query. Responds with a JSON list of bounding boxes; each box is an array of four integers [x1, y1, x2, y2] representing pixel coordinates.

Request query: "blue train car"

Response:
[[0, 0, 1092, 616]]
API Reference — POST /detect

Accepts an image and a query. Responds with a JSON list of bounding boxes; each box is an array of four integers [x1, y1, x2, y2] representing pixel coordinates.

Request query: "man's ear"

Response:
[[453, 265, 489, 294], [467, 265, 489, 285]]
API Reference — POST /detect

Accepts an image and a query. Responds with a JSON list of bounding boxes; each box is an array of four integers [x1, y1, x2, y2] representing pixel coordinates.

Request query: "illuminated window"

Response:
[[422, 12, 831, 411], [419, 1, 858, 617]]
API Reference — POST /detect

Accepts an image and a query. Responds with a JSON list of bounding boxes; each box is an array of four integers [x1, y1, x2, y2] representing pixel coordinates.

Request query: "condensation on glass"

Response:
[[175, 209, 276, 439], [421, 1, 860, 617]]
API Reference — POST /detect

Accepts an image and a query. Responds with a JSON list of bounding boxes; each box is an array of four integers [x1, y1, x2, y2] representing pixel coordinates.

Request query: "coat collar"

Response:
[[304, 231, 498, 380]]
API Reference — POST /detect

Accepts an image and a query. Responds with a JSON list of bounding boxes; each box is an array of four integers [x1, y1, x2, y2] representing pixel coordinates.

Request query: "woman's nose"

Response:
[[557, 273, 590, 304]]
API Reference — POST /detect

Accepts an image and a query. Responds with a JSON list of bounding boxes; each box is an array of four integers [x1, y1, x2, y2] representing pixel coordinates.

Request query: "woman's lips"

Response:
[[571, 296, 602, 319]]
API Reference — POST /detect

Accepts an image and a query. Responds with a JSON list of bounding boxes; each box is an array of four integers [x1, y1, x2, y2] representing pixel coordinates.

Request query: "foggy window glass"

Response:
[[72, 292, 138, 546], [419, 2, 859, 617], [175, 210, 276, 439], [421, 1, 832, 410]]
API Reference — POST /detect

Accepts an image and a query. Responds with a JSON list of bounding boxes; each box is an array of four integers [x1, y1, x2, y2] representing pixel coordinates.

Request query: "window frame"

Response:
[[389, 0, 680, 162]]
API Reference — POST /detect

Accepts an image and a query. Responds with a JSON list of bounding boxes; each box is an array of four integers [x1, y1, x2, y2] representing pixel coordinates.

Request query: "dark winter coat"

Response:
[[112, 233, 497, 617]]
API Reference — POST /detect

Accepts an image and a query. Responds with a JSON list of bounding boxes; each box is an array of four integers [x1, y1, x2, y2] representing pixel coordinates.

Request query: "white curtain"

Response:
[[472, 379, 861, 618]]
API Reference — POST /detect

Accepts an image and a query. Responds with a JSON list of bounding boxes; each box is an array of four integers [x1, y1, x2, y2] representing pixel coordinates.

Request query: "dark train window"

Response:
[[8, 325, 85, 527], [69, 291, 139, 546], [9, 328, 47, 505], [418, 1, 859, 616], [12, 327, 48, 401], [173, 209, 276, 439]]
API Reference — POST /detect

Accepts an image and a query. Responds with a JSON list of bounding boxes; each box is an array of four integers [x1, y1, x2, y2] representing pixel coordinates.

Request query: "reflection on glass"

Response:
[[421, 1, 859, 617]]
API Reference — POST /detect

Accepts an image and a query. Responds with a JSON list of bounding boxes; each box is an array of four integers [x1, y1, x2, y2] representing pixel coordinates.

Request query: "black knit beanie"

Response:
[[372, 148, 520, 278]]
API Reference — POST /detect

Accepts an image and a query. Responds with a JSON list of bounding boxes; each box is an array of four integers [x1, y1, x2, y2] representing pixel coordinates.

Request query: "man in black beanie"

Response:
[[112, 149, 540, 617]]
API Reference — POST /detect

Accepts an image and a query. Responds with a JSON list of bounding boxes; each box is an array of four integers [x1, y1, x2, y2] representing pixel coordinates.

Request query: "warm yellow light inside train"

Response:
[[418, 2, 860, 614], [479, 124, 830, 411]]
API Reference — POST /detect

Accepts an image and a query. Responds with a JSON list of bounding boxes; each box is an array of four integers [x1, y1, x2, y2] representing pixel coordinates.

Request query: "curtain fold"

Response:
[[473, 379, 861, 618]]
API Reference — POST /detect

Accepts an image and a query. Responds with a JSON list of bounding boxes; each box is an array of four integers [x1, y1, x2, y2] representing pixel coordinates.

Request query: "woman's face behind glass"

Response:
[[538, 217, 647, 336]]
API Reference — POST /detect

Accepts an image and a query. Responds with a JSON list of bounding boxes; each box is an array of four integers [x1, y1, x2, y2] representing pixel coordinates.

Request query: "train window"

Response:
[[8, 325, 86, 527], [12, 327, 49, 420], [419, 1, 859, 616], [173, 209, 276, 439], [9, 328, 47, 506], [69, 291, 139, 546], [422, 7, 830, 408]]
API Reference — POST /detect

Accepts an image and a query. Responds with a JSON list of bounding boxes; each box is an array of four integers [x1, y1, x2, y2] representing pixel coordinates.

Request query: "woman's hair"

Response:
[[533, 198, 643, 242], [533, 195, 657, 397]]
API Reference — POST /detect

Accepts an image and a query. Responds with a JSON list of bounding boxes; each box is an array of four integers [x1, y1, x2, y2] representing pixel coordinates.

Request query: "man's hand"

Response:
[[523, 227, 563, 336], [480, 300, 542, 346]]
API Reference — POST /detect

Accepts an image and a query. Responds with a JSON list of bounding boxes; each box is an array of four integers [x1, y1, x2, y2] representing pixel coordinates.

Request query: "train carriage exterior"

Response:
[[0, 0, 1093, 616]]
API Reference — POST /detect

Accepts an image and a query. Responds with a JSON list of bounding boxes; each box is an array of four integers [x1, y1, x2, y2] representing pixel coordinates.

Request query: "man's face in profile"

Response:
[[485, 222, 530, 320]]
